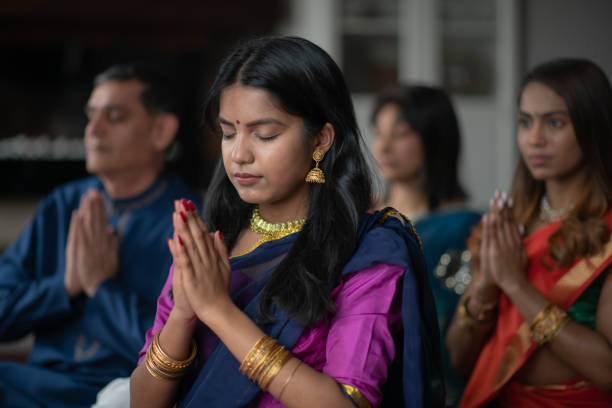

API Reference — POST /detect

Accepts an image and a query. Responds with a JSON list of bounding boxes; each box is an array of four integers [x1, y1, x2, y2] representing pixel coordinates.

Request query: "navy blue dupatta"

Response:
[[180, 209, 444, 407]]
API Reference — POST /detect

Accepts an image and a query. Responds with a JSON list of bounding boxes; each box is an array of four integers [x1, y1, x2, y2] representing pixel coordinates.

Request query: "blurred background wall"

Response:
[[1, 0, 612, 252]]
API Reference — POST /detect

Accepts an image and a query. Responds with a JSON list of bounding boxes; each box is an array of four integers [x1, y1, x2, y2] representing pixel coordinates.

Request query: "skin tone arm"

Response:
[[130, 201, 355, 408], [447, 193, 612, 390]]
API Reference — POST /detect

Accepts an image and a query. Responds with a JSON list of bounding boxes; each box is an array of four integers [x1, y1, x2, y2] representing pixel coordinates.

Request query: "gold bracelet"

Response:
[[247, 340, 279, 383], [457, 295, 496, 329], [530, 303, 570, 345], [259, 348, 292, 390], [144, 330, 197, 381], [145, 345, 184, 380], [152, 330, 197, 369], [240, 336, 274, 374], [254, 343, 284, 381], [240, 336, 275, 376], [278, 360, 301, 401]]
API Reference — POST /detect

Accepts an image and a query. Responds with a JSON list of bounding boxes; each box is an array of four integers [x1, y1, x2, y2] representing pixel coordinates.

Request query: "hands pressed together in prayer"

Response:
[[167, 199, 232, 327], [468, 190, 528, 314], [65, 189, 118, 298], [471, 190, 528, 307]]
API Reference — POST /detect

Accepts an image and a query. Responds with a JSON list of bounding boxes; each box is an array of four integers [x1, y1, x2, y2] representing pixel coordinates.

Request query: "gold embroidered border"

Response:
[[379, 209, 423, 250], [492, 238, 612, 392], [340, 384, 372, 408]]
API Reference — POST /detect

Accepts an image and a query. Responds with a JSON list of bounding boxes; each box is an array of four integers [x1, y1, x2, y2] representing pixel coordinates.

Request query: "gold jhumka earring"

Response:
[[305, 150, 325, 184]]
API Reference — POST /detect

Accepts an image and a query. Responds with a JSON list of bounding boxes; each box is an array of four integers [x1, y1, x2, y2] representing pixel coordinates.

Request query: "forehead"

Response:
[[219, 84, 290, 121], [88, 79, 146, 108], [520, 81, 568, 113]]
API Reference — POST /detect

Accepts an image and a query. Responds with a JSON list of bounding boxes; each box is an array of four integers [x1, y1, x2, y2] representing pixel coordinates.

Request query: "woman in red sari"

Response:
[[446, 58, 612, 407]]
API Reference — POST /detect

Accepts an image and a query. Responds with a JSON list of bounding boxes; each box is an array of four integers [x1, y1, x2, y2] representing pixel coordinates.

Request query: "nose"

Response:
[[526, 121, 546, 146], [231, 132, 254, 164], [85, 111, 106, 138], [374, 131, 391, 154]]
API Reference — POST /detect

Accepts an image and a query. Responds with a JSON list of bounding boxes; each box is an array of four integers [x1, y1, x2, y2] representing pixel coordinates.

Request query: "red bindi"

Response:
[[236, 120, 240, 124]]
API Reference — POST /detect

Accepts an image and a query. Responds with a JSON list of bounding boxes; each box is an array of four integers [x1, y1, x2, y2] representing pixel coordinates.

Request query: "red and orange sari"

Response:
[[459, 210, 612, 408]]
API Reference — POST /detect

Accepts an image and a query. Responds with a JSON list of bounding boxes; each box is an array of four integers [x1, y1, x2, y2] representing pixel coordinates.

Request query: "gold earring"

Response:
[[305, 150, 325, 184]]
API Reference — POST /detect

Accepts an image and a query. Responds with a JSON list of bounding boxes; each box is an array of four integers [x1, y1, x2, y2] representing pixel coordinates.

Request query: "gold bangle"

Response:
[[145, 346, 183, 380], [259, 348, 291, 390], [152, 330, 197, 369], [530, 303, 555, 332], [457, 295, 496, 329], [240, 336, 273, 374], [247, 341, 279, 383], [530, 303, 570, 345], [278, 360, 301, 401], [144, 330, 197, 381], [240, 336, 276, 377]]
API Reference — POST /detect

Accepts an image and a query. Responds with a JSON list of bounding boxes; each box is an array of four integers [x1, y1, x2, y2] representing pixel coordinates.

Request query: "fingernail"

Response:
[[518, 224, 525, 235], [181, 199, 189, 212], [498, 199, 504, 209], [179, 211, 186, 223], [177, 235, 184, 246], [188, 200, 196, 212], [507, 197, 513, 207], [501, 191, 507, 200]]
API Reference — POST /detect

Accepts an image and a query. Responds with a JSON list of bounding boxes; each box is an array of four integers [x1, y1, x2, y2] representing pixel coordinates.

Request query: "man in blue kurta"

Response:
[[0, 64, 202, 407]]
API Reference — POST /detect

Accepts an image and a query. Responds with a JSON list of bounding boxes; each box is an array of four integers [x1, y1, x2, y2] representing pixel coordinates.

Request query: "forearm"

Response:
[[446, 279, 498, 376], [206, 300, 353, 408], [504, 280, 612, 391], [130, 309, 197, 408], [446, 295, 496, 376]]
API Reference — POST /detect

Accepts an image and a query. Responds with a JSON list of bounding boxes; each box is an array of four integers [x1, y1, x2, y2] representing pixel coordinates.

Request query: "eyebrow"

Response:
[[519, 110, 569, 117], [218, 117, 286, 127], [85, 103, 125, 112]]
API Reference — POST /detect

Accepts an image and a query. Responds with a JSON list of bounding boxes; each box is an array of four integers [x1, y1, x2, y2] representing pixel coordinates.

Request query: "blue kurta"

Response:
[[0, 173, 202, 408]]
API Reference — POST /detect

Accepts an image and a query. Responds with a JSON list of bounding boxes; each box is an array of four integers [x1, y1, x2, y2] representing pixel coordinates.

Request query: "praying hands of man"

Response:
[[65, 189, 119, 298]]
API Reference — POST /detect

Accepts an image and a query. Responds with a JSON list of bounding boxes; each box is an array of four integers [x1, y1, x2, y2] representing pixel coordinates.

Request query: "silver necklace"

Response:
[[539, 195, 571, 223]]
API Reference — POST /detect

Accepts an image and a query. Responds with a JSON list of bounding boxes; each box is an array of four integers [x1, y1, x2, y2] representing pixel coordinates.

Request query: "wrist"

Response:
[[200, 296, 238, 331], [472, 279, 500, 305], [169, 308, 199, 331], [499, 273, 529, 296]]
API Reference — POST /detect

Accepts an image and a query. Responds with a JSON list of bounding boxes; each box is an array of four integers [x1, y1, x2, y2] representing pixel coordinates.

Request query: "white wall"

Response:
[[524, 0, 612, 77]]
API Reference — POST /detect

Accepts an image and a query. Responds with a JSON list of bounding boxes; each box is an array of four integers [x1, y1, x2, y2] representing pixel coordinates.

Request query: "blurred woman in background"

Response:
[[372, 85, 480, 406]]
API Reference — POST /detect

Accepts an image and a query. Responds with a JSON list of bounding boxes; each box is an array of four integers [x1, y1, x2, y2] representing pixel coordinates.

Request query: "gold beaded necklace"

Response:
[[249, 206, 306, 238]]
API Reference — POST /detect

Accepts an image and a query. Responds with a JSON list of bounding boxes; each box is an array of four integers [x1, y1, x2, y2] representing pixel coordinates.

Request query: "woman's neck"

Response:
[[386, 181, 429, 218], [544, 168, 588, 210], [257, 189, 310, 224]]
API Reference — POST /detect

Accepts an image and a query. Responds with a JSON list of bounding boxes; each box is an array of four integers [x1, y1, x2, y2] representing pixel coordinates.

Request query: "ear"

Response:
[[151, 113, 179, 152], [313, 122, 335, 155]]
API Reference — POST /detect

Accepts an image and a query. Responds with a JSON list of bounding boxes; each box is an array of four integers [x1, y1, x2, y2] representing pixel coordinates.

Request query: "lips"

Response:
[[528, 155, 551, 166], [234, 172, 261, 186]]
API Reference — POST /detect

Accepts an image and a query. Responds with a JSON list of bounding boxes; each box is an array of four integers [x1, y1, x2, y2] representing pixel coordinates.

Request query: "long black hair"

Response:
[[202, 36, 373, 326], [372, 85, 467, 210]]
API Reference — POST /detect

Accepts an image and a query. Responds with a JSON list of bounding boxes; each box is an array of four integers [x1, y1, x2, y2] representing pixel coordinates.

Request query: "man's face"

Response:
[[84, 80, 160, 179]]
